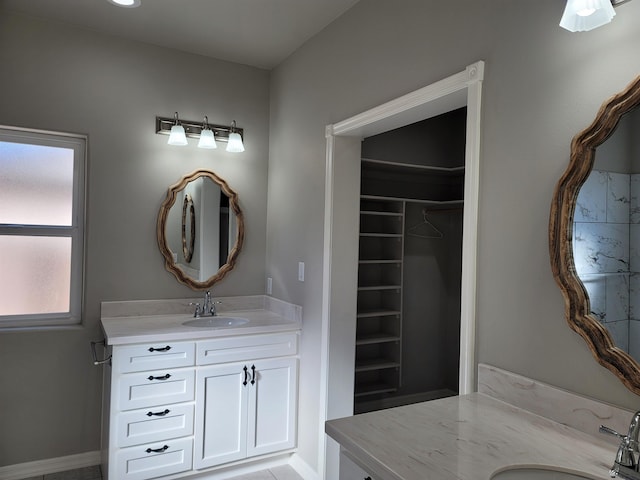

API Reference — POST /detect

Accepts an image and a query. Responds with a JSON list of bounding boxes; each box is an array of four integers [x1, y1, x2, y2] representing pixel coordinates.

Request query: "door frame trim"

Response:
[[318, 61, 484, 479]]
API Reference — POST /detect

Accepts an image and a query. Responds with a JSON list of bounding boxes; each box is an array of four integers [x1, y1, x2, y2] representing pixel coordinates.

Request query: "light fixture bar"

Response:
[[155, 116, 244, 144]]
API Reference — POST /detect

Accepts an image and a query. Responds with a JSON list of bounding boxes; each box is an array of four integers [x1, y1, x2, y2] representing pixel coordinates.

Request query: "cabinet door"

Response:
[[247, 357, 298, 457], [194, 363, 248, 469]]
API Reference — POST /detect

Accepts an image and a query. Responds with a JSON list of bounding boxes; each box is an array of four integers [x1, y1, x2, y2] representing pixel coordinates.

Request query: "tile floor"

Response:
[[20, 465, 101, 480], [19, 464, 303, 480]]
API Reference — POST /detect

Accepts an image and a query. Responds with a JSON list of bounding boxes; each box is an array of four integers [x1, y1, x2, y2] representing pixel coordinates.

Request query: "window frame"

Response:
[[0, 125, 86, 329]]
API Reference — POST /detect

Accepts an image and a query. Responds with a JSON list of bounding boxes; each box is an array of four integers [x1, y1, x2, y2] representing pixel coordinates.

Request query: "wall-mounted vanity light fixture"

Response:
[[560, 0, 631, 32], [156, 112, 245, 152]]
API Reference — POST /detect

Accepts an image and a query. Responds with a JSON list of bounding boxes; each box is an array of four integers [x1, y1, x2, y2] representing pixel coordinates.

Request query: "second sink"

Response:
[[492, 467, 594, 480], [182, 316, 249, 328]]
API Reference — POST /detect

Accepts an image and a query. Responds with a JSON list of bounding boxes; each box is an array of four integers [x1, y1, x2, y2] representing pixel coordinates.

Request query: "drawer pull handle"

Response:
[[148, 346, 171, 352], [147, 374, 171, 381], [146, 409, 170, 417], [251, 364, 256, 385], [146, 445, 169, 454], [243, 365, 248, 386]]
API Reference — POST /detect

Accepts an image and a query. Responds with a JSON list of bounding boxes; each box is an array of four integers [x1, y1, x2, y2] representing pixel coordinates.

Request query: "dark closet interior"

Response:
[[354, 107, 466, 414]]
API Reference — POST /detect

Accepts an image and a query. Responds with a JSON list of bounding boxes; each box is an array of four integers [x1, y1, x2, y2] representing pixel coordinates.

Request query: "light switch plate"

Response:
[[298, 262, 305, 282]]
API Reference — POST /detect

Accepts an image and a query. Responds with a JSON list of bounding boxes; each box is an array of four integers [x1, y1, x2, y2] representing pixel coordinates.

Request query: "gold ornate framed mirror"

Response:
[[550, 74, 640, 395], [157, 169, 244, 290]]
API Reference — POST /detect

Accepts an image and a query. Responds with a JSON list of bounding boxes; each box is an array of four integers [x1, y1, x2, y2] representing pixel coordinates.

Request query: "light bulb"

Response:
[[226, 132, 245, 153], [168, 125, 187, 146], [107, 0, 141, 7], [559, 0, 616, 32], [198, 128, 217, 149]]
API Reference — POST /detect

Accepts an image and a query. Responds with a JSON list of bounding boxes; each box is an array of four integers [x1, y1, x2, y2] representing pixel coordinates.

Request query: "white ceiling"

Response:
[[0, 0, 360, 69]]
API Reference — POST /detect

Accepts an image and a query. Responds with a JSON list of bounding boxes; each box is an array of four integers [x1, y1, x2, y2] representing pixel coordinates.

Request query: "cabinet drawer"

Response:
[[117, 403, 194, 448], [197, 332, 298, 365], [115, 437, 193, 480], [113, 341, 195, 374], [118, 369, 195, 411]]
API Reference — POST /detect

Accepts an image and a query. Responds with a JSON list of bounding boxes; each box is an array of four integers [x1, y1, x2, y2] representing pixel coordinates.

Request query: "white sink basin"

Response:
[[182, 316, 249, 328], [492, 468, 594, 480]]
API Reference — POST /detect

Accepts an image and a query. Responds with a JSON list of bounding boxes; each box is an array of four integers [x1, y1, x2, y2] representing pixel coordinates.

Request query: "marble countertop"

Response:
[[101, 296, 301, 345], [325, 393, 615, 480]]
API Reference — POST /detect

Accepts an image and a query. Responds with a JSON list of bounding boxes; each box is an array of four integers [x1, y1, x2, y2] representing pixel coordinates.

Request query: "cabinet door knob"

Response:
[[148, 345, 171, 352], [147, 374, 171, 381], [243, 365, 249, 386], [251, 365, 256, 385]]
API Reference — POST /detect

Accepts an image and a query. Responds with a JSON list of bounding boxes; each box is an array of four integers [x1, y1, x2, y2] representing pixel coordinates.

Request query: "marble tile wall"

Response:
[[574, 170, 640, 354]]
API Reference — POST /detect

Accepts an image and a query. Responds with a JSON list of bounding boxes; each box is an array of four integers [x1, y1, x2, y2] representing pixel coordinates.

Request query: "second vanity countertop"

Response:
[[101, 295, 301, 345], [326, 392, 615, 480]]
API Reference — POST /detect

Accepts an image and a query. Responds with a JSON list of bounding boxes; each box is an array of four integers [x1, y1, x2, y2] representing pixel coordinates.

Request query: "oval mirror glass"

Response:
[[157, 169, 244, 290], [550, 75, 640, 395]]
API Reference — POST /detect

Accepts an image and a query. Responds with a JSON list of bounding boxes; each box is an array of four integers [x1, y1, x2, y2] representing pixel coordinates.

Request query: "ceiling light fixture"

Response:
[[156, 113, 245, 152], [107, 0, 141, 8], [560, 0, 619, 32]]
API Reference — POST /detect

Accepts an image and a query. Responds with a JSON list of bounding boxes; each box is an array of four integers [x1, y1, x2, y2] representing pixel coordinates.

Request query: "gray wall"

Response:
[[0, 12, 270, 466], [267, 0, 640, 472], [4, 0, 640, 475]]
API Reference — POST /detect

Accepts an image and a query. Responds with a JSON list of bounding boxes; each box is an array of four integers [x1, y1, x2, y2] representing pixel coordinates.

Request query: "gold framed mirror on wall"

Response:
[[157, 169, 244, 290], [550, 74, 640, 395]]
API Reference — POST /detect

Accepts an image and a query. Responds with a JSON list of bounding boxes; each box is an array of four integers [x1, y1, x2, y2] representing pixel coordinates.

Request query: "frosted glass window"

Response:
[[0, 127, 85, 328], [0, 142, 74, 226], [0, 236, 71, 316]]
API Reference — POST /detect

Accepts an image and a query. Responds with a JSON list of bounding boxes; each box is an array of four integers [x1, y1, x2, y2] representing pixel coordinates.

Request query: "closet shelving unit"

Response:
[[354, 157, 464, 406]]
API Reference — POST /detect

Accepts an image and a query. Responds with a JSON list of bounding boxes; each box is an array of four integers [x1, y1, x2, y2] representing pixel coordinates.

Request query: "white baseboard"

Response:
[[0, 450, 101, 480], [289, 453, 319, 480]]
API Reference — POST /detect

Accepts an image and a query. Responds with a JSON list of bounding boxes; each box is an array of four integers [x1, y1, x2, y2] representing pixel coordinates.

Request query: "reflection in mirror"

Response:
[[573, 108, 640, 362], [182, 194, 195, 263], [550, 74, 640, 395], [157, 169, 244, 290]]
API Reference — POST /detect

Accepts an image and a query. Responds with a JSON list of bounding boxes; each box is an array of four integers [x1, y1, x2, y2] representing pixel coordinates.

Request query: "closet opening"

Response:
[[355, 108, 466, 414], [320, 61, 483, 480]]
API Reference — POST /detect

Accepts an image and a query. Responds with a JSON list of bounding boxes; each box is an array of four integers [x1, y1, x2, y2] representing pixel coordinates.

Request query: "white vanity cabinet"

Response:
[[105, 340, 197, 480], [194, 333, 298, 469], [102, 331, 298, 480]]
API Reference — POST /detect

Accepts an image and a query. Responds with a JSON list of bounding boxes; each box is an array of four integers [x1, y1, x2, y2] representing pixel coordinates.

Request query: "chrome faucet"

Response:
[[189, 291, 220, 317], [201, 291, 220, 317], [601, 411, 640, 479]]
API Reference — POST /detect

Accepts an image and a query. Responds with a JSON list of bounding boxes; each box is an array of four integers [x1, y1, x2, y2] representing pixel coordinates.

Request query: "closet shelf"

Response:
[[355, 359, 401, 372], [361, 194, 463, 207], [359, 259, 402, 265], [357, 310, 401, 318], [361, 158, 464, 175], [354, 382, 397, 397], [356, 333, 400, 345], [360, 210, 404, 217], [360, 232, 403, 238], [358, 285, 401, 291]]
